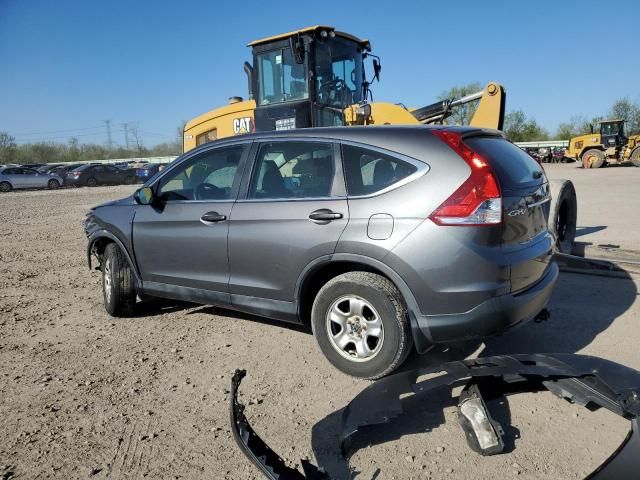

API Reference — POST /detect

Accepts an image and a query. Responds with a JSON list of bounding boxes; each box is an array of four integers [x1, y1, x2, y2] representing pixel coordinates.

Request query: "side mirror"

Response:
[[135, 186, 154, 205], [373, 59, 381, 82]]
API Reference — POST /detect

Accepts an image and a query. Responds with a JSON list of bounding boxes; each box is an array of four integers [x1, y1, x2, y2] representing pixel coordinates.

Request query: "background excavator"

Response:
[[182, 25, 576, 254]]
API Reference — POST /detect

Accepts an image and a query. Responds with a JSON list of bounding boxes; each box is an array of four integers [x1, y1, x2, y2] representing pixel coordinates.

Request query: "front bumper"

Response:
[[415, 260, 559, 343]]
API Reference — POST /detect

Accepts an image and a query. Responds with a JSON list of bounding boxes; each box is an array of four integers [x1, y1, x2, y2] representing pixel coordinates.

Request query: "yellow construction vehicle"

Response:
[[183, 26, 505, 152], [565, 119, 640, 168]]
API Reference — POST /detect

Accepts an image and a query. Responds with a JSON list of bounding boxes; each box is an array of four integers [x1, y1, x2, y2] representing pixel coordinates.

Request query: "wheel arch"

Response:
[[0, 180, 13, 191], [295, 253, 432, 353], [87, 231, 142, 290]]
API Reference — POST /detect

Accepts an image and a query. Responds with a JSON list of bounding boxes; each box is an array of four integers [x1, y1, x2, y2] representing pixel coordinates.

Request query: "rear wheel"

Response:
[[582, 149, 605, 169], [86, 177, 98, 187], [311, 272, 413, 380], [0, 181, 12, 193], [102, 243, 136, 317], [631, 147, 640, 167], [548, 179, 577, 254], [48, 179, 60, 190]]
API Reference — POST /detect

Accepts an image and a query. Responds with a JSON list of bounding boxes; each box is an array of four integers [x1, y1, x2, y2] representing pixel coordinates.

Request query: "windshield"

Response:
[[314, 37, 364, 108], [601, 122, 624, 136], [257, 48, 308, 105]]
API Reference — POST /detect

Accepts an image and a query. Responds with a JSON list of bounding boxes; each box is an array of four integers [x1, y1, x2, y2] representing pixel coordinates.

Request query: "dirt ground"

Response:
[[0, 171, 638, 479]]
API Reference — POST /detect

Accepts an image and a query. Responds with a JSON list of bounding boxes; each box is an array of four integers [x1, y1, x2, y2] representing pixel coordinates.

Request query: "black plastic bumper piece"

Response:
[[416, 261, 559, 343], [340, 354, 640, 480], [230, 369, 329, 480]]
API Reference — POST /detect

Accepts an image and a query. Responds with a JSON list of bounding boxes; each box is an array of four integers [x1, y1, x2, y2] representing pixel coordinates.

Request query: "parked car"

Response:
[[85, 126, 557, 379], [65, 164, 136, 187], [19, 163, 47, 169], [0, 166, 64, 192], [134, 163, 162, 183], [47, 163, 86, 179]]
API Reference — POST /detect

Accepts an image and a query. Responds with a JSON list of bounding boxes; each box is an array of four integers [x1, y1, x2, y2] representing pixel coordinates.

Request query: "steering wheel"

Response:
[[194, 182, 224, 200], [318, 78, 346, 104]]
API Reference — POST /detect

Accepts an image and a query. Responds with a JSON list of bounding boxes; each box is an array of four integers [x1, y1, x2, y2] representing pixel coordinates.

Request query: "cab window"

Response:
[[257, 48, 308, 105], [158, 145, 245, 201], [249, 142, 334, 199]]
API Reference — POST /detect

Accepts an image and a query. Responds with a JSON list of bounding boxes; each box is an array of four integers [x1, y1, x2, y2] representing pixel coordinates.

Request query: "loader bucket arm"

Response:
[[469, 82, 505, 131]]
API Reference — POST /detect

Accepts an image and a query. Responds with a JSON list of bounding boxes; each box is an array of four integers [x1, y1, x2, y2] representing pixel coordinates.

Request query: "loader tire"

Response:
[[631, 147, 640, 167], [582, 149, 605, 169], [548, 179, 577, 254]]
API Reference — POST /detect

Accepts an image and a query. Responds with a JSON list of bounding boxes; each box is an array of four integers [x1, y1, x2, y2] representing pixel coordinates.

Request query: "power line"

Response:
[[12, 126, 104, 137], [14, 132, 106, 144]]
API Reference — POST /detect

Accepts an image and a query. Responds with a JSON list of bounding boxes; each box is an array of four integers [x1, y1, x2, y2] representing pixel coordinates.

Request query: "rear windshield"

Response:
[[465, 137, 544, 189]]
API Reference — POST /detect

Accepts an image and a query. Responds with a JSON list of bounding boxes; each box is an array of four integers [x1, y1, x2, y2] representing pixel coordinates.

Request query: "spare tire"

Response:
[[548, 179, 577, 254]]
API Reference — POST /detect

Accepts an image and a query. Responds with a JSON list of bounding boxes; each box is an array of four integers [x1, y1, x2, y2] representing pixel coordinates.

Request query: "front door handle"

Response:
[[308, 209, 343, 222], [200, 211, 227, 224]]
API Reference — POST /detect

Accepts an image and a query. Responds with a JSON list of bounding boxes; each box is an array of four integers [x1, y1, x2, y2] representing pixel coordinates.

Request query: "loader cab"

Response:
[[247, 26, 371, 132], [600, 120, 627, 148]]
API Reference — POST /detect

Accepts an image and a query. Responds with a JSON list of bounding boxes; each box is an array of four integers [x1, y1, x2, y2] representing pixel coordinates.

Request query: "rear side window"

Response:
[[465, 137, 544, 188], [342, 144, 417, 196], [249, 141, 334, 199]]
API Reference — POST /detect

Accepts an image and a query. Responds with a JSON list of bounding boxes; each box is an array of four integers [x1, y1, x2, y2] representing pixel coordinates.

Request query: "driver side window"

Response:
[[158, 144, 246, 201]]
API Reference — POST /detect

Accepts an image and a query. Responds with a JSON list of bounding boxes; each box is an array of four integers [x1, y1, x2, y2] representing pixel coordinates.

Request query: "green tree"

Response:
[[438, 82, 482, 126], [0, 132, 18, 164], [609, 97, 640, 134], [503, 110, 549, 142]]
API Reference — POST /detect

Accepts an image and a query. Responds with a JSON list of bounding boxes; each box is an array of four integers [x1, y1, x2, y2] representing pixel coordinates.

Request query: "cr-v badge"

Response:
[[507, 207, 527, 217]]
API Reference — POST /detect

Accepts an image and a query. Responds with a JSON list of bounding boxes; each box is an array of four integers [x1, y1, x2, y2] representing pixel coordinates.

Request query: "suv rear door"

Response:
[[227, 139, 348, 318], [464, 135, 553, 292]]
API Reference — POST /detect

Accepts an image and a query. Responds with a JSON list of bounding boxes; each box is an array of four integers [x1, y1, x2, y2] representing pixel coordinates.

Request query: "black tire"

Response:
[[124, 176, 134, 185], [311, 271, 413, 380], [631, 147, 640, 168], [102, 243, 136, 317], [86, 177, 98, 187], [582, 149, 605, 169], [0, 181, 12, 193], [548, 179, 577, 254], [47, 179, 60, 190]]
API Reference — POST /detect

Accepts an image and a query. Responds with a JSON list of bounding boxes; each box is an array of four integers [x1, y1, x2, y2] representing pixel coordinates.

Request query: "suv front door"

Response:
[[132, 143, 249, 303], [228, 139, 348, 319]]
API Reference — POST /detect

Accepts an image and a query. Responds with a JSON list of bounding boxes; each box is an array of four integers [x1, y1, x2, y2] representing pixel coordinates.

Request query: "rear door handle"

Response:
[[308, 209, 343, 222], [200, 211, 227, 224]]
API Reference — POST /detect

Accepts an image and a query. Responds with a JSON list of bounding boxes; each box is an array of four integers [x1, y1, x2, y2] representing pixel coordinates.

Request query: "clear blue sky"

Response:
[[1, 0, 638, 146]]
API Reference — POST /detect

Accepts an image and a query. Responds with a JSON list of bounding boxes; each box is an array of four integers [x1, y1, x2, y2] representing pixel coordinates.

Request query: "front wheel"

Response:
[[102, 243, 136, 317], [631, 147, 640, 167], [311, 272, 413, 380], [48, 179, 60, 190], [0, 181, 12, 193], [582, 149, 605, 169]]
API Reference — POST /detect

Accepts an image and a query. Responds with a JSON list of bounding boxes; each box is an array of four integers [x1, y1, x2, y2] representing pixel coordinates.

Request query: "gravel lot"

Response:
[[0, 167, 638, 480]]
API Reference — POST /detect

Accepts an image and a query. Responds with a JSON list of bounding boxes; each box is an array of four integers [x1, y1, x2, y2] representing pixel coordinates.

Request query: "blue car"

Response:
[[135, 164, 162, 183]]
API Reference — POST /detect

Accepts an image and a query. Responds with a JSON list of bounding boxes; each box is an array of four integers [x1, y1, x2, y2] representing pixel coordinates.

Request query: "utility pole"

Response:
[[122, 122, 130, 150], [103, 119, 113, 148]]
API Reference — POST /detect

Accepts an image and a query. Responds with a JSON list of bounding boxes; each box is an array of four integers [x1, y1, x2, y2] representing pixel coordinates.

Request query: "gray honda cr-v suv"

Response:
[[85, 126, 558, 379]]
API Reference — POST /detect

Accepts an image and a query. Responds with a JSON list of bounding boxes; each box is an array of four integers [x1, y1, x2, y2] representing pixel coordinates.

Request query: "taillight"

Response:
[[429, 130, 502, 226]]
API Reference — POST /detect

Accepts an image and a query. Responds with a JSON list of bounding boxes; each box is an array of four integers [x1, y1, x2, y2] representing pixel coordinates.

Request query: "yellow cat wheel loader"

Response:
[[183, 26, 506, 150], [565, 119, 640, 168], [182, 25, 576, 253]]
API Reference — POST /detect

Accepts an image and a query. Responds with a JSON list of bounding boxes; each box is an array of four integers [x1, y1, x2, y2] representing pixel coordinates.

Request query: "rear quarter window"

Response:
[[342, 144, 418, 196], [465, 137, 544, 189]]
